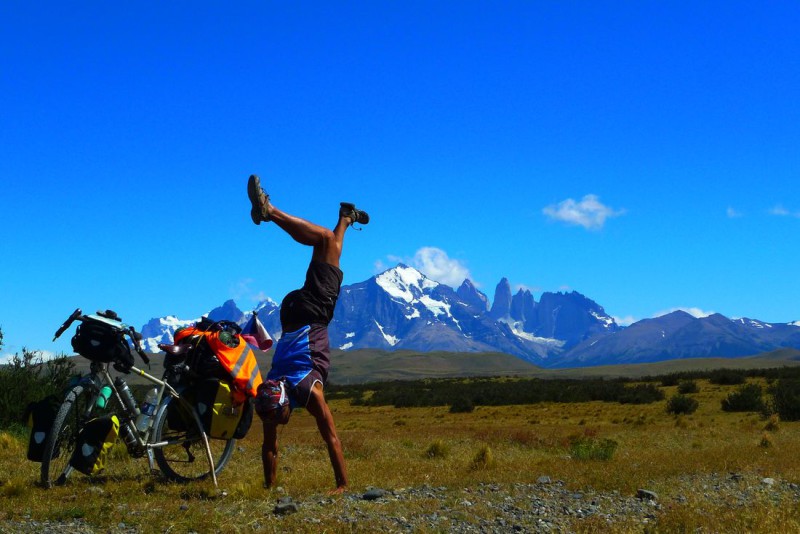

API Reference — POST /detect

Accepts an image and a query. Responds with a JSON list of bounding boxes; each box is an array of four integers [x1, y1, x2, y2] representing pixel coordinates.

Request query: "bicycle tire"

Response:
[[151, 396, 235, 482], [40, 385, 95, 488]]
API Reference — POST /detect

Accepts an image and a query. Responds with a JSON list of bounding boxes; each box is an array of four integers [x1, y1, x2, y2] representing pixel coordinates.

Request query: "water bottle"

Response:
[[114, 377, 140, 418], [136, 388, 159, 433], [119, 419, 138, 448], [95, 385, 113, 409]]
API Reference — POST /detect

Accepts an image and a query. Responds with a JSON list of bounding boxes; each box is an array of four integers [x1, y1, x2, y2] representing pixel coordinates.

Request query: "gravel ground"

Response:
[[3, 473, 798, 533]]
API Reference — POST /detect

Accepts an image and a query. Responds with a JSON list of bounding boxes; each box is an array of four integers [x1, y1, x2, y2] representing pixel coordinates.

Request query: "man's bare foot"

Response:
[[327, 486, 347, 496]]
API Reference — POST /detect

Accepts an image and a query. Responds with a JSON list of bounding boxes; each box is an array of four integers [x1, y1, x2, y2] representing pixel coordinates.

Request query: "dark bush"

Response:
[[0, 348, 75, 428], [660, 374, 681, 387], [449, 397, 474, 413], [677, 380, 699, 394], [667, 394, 699, 415], [708, 369, 746, 385], [770, 379, 800, 421], [618, 383, 665, 404], [721, 383, 766, 413]]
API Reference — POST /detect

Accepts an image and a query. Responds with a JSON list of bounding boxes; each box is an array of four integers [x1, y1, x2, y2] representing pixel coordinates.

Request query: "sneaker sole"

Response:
[[248, 175, 268, 225]]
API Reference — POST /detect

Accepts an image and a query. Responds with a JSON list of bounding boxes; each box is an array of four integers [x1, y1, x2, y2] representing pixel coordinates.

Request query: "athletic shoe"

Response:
[[247, 174, 271, 225], [339, 202, 370, 225]]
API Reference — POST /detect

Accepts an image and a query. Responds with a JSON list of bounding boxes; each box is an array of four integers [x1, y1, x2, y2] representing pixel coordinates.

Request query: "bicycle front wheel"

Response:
[[40, 385, 96, 488], [151, 396, 235, 482]]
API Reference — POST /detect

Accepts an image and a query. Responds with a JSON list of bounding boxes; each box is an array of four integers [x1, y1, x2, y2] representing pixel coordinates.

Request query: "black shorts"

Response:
[[291, 368, 325, 408], [280, 261, 344, 332]]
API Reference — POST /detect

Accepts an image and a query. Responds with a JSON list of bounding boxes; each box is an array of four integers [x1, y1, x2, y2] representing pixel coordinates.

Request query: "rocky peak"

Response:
[[456, 279, 489, 312], [489, 278, 513, 320]]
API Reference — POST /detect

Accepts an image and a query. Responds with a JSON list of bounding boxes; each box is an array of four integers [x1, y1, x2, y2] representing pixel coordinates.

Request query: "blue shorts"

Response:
[[267, 324, 330, 408]]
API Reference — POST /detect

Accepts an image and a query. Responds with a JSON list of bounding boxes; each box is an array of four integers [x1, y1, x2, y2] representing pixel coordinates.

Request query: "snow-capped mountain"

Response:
[[139, 264, 620, 365], [138, 263, 800, 368], [140, 315, 200, 353], [562, 311, 800, 366]]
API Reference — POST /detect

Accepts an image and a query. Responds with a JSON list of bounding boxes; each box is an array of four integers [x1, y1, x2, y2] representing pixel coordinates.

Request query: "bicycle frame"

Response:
[[88, 362, 219, 487], [125, 365, 218, 487]]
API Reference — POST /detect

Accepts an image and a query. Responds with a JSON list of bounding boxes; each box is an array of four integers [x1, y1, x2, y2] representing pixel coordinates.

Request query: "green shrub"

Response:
[[667, 394, 699, 415], [770, 379, 800, 421], [618, 383, 665, 404], [449, 397, 474, 413], [708, 370, 746, 385], [721, 383, 766, 413], [677, 380, 699, 394], [763, 414, 780, 432], [425, 439, 450, 459], [569, 436, 618, 461], [470, 445, 495, 470], [0, 349, 75, 428], [660, 374, 681, 387]]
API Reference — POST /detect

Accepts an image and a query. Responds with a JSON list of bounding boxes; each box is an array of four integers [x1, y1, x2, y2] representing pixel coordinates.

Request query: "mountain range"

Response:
[[139, 264, 800, 368]]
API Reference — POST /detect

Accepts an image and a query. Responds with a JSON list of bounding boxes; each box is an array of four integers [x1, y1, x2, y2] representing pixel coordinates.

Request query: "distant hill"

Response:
[[64, 347, 800, 387]]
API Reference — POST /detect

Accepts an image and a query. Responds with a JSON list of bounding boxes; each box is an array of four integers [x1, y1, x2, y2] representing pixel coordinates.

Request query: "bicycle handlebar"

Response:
[[128, 326, 150, 365], [53, 308, 82, 341], [54, 307, 151, 366]]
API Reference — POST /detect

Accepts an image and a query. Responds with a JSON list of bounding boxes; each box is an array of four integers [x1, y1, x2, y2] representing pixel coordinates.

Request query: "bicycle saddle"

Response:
[[158, 343, 192, 356]]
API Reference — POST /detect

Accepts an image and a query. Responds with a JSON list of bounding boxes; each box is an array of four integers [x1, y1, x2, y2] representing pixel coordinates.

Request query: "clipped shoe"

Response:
[[247, 174, 271, 225], [339, 202, 370, 226]]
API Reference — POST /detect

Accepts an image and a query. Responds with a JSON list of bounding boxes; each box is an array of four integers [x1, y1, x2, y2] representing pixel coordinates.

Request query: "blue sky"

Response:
[[2, 2, 799, 359]]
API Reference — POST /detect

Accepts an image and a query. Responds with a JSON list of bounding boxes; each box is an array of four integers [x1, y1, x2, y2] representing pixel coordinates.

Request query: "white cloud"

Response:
[[412, 247, 472, 287], [654, 307, 715, 319], [613, 315, 638, 327], [543, 194, 625, 230], [0, 349, 60, 365], [378, 247, 472, 287], [769, 205, 800, 218], [726, 206, 743, 218]]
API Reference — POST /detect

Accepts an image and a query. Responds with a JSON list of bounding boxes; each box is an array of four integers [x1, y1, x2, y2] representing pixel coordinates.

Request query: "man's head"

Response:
[[255, 379, 291, 425]]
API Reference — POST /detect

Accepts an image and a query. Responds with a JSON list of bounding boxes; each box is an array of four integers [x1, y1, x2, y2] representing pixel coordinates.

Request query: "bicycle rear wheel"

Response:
[[40, 385, 96, 488], [151, 396, 235, 482]]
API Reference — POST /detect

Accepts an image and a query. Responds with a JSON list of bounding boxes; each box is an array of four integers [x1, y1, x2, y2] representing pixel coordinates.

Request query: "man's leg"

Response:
[[305, 382, 348, 494], [248, 174, 363, 268], [261, 421, 279, 488], [270, 206, 351, 268]]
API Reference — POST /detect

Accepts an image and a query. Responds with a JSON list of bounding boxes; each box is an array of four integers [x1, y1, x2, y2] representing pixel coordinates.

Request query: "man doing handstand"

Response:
[[247, 174, 368, 495]]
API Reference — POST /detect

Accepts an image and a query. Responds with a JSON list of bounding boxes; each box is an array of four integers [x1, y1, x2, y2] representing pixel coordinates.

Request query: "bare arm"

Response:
[[307, 383, 348, 493], [261, 421, 279, 488]]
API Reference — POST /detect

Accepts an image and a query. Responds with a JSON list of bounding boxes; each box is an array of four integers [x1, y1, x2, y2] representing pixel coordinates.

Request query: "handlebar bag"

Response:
[[71, 318, 135, 368], [68, 415, 120, 475], [25, 395, 61, 462]]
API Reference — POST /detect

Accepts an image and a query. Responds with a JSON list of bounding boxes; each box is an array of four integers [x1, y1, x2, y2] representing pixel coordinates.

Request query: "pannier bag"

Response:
[[25, 395, 61, 462], [194, 378, 253, 439], [69, 415, 120, 475], [71, 316, 134, 368], [166, 394, 193, 433], [174, 320, 263, 403]]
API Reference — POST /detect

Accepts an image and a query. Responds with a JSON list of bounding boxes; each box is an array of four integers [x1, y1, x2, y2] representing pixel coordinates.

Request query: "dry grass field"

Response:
[[2, 377, 800, 532]]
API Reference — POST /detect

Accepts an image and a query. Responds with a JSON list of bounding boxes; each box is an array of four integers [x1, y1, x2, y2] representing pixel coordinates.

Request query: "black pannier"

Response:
[[71, 317, 134, 368], [68, 415, 120, 475], [25, 395, 61, 462]]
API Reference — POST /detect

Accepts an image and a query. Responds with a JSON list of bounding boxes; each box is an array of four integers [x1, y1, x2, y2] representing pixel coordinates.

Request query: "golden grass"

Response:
[[1, 378, 800, 532]]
